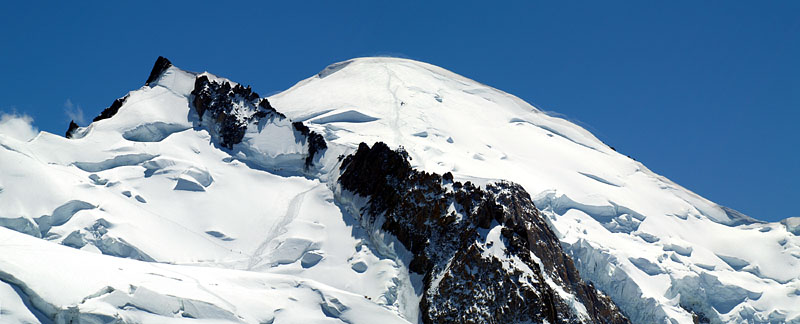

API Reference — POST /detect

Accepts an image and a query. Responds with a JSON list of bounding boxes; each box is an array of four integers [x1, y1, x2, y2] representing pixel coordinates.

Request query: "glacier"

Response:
[[0, 56, 797, 323], [272, 57, 800, 323]]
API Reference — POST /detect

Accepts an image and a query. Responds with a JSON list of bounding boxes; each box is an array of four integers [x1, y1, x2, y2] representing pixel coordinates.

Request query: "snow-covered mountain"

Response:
[[0, 57, 797, 324]]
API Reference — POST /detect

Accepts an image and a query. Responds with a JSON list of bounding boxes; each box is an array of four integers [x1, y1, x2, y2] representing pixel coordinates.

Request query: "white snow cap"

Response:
[[0, 56, 797, 323], [272, 56, 800, 323]]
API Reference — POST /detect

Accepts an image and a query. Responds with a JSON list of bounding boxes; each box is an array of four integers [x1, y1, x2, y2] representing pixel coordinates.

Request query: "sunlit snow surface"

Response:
[[0, 57, 797, 323], [271, 58, 800, 323], [0, 66, 414, 324]]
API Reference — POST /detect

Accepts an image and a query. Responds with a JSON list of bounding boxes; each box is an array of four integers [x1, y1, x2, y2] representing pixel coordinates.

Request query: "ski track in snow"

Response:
[[385, 64, 406, 145], [247, 185, 316, 270], [269, 57, 800, 324]]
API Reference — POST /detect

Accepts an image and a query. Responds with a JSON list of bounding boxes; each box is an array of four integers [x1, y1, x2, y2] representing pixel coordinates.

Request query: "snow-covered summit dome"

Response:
[[271, 56, 800, 323], [0, 56, 798, 323]]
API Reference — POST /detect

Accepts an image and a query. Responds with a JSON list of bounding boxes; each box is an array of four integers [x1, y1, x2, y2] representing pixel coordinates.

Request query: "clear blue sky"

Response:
[[1, 1, 797, 222]]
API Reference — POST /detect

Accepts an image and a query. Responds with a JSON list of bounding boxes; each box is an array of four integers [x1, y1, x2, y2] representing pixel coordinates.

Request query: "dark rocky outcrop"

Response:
[[57, 58, 632, 322], [190, 75, 267, 149], [189, 75, 325, 167], [145, 56, 173, 86], [67, 57, 169, 135], [92, 95, 129, 123], [292, 121, 327, 167], [339, 142, 629, 324], [64, 57, 327, 167], [65, 120, 79, 139]]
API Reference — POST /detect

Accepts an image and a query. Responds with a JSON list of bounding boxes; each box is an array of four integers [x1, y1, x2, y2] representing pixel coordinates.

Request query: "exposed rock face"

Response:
[[339, 142, 629, 324], [291, 121, 327, 167], [145, 56, 173, 86], [189, 73, 326, 166], [65, 120, 79, 138], [56, 57, 630, 322], [70, 56, 171, 131], [190, 75, 273, 149], [92, 95, 129, 123]]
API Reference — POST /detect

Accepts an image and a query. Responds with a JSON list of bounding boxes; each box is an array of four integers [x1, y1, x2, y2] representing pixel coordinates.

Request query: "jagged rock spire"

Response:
[[145, 56, 173, 86]]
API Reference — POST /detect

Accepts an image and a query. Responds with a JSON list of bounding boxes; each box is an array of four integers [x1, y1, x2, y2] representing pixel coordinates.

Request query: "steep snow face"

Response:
[[270, 57, 800, 323], [1, 56, 797, 324], [0, 57, 622, 324], [0, 63, 415, 323]]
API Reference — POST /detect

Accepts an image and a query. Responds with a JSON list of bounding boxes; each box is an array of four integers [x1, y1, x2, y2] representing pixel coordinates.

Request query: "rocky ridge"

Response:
[[339, 142, 629, 324], [161, 56, 629, 323], [23, 56, 637, 323]]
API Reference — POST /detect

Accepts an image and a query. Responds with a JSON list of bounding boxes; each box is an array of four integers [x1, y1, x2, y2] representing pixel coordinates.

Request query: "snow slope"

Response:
[[0, 56, 797, 323], [0, 65, 417, 323], [0, 226, 409, 324], [270, 57, 800, 323]]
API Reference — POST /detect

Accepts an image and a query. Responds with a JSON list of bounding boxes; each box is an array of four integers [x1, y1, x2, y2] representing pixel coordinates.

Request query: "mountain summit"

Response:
[[0, 57, 797, 323]]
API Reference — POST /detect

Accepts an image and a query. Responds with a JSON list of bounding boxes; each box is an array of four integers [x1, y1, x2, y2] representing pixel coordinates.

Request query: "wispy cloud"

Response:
[[64, 99, 86, 125], [0, 113, 39, 141]]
